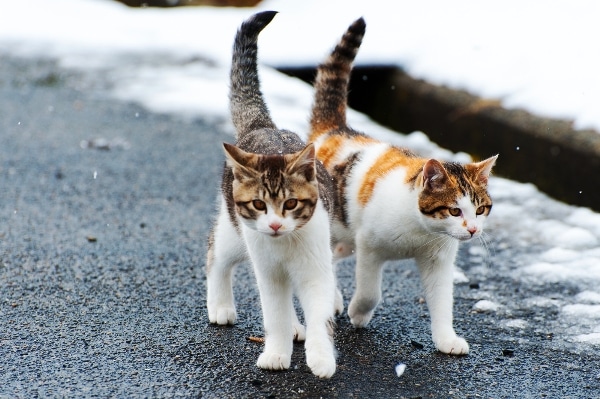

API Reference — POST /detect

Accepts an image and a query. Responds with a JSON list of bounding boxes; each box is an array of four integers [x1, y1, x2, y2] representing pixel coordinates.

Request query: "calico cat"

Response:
[[309, 18, 497, 355], [205, 11, 337, 378]]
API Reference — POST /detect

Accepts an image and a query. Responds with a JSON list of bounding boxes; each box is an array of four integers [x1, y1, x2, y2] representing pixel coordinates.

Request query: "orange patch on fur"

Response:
[[316, 135, 345, 169], [350, 135, 378, 146], [309, 125, 336, 143], [358, 147, 424, 206]]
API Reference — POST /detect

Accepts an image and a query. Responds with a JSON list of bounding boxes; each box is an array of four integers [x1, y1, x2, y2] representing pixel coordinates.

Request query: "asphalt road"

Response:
[[1, 54, 599, 398]]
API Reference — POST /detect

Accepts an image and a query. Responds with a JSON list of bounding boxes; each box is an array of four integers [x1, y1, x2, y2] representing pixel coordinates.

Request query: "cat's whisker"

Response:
[[413, 231, 451, 252], [477, 232, 497, 264], [430, 236, 455, 261]]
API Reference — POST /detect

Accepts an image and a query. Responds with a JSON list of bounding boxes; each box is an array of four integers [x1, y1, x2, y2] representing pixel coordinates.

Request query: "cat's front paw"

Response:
[[306, 350, 336, 379], [434, 335, 469, 355], [256, 352, 291, 371], [207, 306, 237, 325]]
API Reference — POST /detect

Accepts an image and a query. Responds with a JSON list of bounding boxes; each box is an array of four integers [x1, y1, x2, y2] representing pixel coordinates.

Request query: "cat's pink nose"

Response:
[[269, 222, 282, 232], [468, 227, 478, 236]]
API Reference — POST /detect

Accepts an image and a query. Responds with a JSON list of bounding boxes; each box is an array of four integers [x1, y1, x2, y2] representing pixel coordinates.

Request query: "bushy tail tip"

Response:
[[239, 10, 278, 37]]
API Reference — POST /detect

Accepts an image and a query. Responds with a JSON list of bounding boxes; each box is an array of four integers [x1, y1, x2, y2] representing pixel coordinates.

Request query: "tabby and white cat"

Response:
[[206, 11, 337, 378], [309, 18, 498, 355]]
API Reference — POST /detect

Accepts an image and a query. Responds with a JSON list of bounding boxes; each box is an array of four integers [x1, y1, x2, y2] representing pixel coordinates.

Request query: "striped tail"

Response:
[[229, 11, 278, 139], [309, 17, 366, 142]]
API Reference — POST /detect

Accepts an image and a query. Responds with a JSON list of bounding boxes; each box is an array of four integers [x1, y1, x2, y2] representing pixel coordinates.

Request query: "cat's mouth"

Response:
[[455, 231, 480, 241], [262, 229, 285, 238]]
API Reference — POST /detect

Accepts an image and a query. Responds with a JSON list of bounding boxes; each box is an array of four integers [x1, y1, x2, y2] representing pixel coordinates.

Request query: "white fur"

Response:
[[337, 145, 489, 355], [206, 198, 337, 378]]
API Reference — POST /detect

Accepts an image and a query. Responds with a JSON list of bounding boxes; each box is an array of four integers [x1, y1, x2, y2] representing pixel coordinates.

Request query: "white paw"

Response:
[[434, 335, 469, 355], [306, 350, 336, 379], [293, 321, 306, 342], [256, 352, 291, 371], [207, 306, 237, 325], [334, 288, 344, 316], [347, 299, 375, 328]]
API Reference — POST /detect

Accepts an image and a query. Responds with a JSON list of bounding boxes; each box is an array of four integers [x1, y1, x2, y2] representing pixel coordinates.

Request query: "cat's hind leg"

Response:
[[292, 303, 306, 342], [206, 206, 246, 325], [334, 286, 344, 316], [331, 260, 345, 316]]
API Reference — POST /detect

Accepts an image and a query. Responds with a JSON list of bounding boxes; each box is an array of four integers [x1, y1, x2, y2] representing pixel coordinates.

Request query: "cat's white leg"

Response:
[[416, 243, 469, 355], [206, 206, 246, 325], [295, 270, 336, 379], [347, 237, 385, 328], [254, 270, 294, 371]]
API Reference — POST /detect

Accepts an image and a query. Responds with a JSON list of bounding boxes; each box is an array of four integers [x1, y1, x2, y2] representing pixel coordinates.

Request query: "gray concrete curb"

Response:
[[280, 66, 600, 212]]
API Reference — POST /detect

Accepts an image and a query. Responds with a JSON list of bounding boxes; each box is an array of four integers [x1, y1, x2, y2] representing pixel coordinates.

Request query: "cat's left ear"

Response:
[[286, 144, 316, 181], [223, 143, 256, 180], [423, 159, 449, 191], [467, 154, 498, 185]]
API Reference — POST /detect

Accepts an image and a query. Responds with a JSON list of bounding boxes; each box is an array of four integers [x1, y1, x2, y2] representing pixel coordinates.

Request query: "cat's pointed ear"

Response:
[[467, 154, 498, 185], [422, 159, 448, 191], [286, 144, 316, 181], [223, 143, 256, 181]]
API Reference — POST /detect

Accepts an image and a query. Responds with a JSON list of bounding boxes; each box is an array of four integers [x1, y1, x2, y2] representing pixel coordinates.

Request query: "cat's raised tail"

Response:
[[230, 10, 278, 139], [309, 17, 366, 142]]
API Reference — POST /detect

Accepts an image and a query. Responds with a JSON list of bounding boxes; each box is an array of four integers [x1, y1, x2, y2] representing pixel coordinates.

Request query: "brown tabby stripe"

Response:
[[357, 147, 422, 206], [235, 201, 261, 220], [309, 18, 366, 142], [330, 152, 361, 226], [290, 199, 317, 228], [442, 161, 492, 208]]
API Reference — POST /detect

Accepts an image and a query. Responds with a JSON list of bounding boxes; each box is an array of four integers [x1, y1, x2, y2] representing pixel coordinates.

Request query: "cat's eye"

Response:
[[252, 200, 266, 211], [283, 199, 298, 210], [476, 206, 487, 215], [449, 208, 462, 217]]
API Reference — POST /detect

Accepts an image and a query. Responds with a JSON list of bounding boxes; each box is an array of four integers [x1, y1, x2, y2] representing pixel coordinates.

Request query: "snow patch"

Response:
[[453, 268, 469, 284], [555, 227, 598, 249], [523, 296, 561, 309], [562, 304, 600, 318], [540, 248, 580, 263], [504, 319, 528, 329], [575, 291, 600, 304], [472, 300, 499, 313], [572, 333, 600, 345], [395, 363, 407, 377]]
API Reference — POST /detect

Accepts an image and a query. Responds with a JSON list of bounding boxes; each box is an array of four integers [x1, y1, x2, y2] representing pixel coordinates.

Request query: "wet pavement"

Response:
[[1, 54, 599, 398]]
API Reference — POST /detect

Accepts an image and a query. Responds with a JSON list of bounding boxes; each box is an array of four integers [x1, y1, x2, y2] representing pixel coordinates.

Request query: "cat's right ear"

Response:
[[223, 143, 255, 181], [287, 144, 316, 181], [422, 159, 448, 191]]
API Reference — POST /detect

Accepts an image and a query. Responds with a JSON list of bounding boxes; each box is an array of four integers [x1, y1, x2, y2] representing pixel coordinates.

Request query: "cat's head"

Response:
[[418, 155, 498, 241], [223, 143, 319, 237]]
